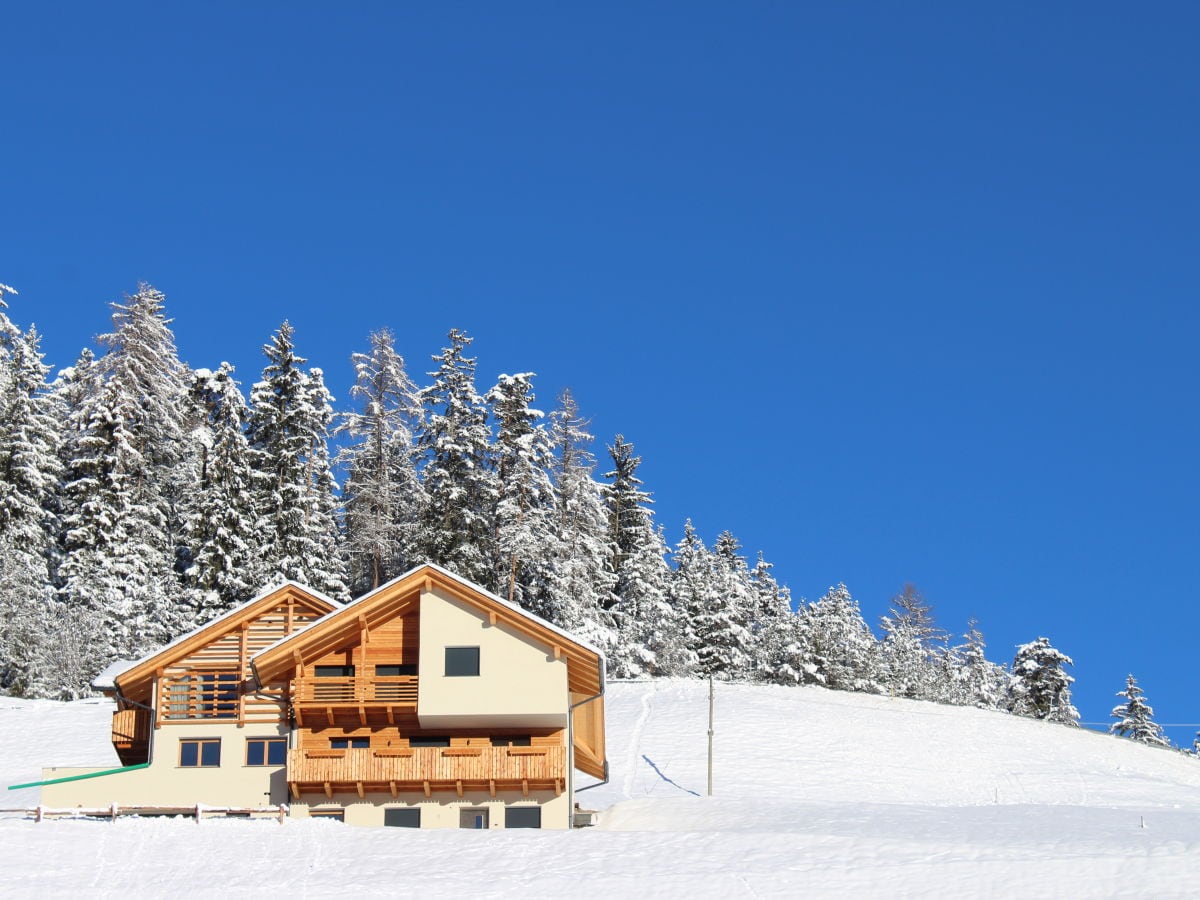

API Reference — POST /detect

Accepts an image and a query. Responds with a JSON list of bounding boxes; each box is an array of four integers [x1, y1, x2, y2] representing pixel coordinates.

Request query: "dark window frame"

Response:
[[408, 735, 451, 748], [444, 646, 480, 677], [179, 738, 221, 768], [384, 808, 421, 828], [314, 665, 355, 678], [506, 806, 542, 829], [330, 738, 370, 749], [374, 664, 418, 677], [246, 737, 288, 766]]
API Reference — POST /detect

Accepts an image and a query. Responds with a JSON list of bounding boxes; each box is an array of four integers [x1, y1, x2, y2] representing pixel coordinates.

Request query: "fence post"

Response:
[[110, 802, 118, 823], [35, 805, 43, 823], [278, 804, 288, 825], [195, 803, 202, 824]]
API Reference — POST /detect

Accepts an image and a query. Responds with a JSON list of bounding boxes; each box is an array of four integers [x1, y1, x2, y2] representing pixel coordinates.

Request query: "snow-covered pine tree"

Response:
[[415, 329, 497, 588], [1007, 636, 1079, 725], [691, 530, 755, 679], [182, 364, 263, 618], [0, 325, 65, 694], [756, 605, 815, 685], [488, 373, 558, 612], [801, 583, 881, 693], [949, 620, 1008, 709], [338, 328, 424, 594], [1109, 674, 1170, 748], [247, 322, 348, 600], [747, 553, 796, 680], [878, 585, 945, 701], [543, 389, 617, 649], [603, 436, 689, 677]]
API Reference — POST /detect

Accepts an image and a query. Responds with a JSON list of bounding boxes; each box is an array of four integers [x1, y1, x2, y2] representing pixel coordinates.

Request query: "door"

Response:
[[458, 807, 489, 829]]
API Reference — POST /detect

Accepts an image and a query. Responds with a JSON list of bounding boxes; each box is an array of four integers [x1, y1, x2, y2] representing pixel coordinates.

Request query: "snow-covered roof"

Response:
[[91, 659, 138, 692], [251, 561, 606, 665]]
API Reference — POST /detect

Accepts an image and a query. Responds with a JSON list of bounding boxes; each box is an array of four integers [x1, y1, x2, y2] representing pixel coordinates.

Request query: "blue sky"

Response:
[[4, 4, 1198, 741]]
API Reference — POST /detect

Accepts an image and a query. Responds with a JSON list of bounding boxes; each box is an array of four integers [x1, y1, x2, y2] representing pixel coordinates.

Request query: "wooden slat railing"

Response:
[[111, 708, 151, 744], [287, 745, 564, 784], [293, 676, 418, 705]]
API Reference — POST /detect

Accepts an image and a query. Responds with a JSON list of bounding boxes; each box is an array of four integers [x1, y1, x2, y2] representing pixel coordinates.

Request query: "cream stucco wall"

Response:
[[417, 585, 568, 729], [41, 722, 288, 809], [291, 788, 568, 829]]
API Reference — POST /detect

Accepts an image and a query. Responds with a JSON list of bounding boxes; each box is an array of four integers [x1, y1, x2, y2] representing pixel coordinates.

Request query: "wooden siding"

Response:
[[111, 708, 151, 766], [294, 675, 418, 704]]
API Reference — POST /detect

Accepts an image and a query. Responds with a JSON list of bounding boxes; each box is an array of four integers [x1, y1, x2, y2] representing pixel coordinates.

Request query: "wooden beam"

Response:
[[555, 779, 562, 797], [522, 779, 529, 797], [455, 780, 463, 798], [389, 781, 398, 799], [489, 779, 496, 798], [553, 645, 561, 660], [358, 705, 367, 727], [423, 780, 431, 798], [356, 782, 365, 799], [386, 706, 395, 726], [323, 782, 332, 800], [488, 611, 497, 626], [324, 707, 334, 727], [289, 782, 300, 800]]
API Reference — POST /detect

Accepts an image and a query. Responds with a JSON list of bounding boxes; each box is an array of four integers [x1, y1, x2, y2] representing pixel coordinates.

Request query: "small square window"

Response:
[[246, 738, 288, 766], [375, 664, 418, 677], [180, 739, 221, 767], [408, 736, 451, 748], [490, 735, 532, 747], [506, 807, 541, 829], [384, 808, 421, 828], [314, 665, 355, 678], [330, 738, 370, 749], [445, 647, 480, 677]]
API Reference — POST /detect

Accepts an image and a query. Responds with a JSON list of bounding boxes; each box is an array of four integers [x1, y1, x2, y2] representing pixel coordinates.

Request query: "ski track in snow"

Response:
[[4, 682, 1200, 897]]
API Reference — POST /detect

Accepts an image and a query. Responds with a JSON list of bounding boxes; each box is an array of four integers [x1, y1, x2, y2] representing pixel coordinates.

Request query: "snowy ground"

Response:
[[3, 681, 1200, 897]]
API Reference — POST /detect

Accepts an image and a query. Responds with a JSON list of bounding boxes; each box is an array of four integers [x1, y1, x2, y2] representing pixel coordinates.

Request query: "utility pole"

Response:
[[707, 676, 714, 797]]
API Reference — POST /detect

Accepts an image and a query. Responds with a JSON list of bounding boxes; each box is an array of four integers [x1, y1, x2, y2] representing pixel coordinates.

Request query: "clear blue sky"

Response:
[[4, 3, 1198, 742]]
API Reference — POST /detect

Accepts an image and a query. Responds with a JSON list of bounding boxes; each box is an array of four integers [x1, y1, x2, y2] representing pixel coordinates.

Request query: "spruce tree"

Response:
[[1007, 637, 1079, 725], [338, 328, 423, 593], [247, 322, 348, 600], [415, 329, 497, 587], [801, 584, 881, 692], [1110, 674, 1169, 748], [183, 364, 262, 617], [488, 372, 557, 610]]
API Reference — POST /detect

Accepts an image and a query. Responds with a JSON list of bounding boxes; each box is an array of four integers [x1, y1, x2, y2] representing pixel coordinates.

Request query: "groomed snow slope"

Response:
[[3, 681, 1200, 898]]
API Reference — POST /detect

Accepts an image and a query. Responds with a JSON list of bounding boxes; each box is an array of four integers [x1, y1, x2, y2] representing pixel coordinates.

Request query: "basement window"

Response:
[[384, 808, 421, 828], [179, 739, 221, 768], [445, 646, 480, 677], [505, 807, 542, 829], [310, 809, 344, 823], [246, 738, 288, 766]]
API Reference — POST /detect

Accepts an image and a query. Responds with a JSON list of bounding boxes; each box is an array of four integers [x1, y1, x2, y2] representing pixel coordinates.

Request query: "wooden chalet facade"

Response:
[[41, 564, 608, 829]]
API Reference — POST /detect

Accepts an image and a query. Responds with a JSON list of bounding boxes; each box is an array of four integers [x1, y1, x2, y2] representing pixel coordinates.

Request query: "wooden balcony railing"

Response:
[[111, 708, 151, 745], [293, 676, 418, 705], [287, 744, 565, 786]]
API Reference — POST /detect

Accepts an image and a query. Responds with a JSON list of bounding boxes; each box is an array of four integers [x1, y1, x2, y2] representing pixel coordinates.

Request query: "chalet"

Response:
[[39, 563, 607, 829]]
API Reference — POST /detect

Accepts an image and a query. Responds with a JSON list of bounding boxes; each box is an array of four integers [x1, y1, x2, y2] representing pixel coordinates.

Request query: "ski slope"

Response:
[[3, 680, 1200, 897]]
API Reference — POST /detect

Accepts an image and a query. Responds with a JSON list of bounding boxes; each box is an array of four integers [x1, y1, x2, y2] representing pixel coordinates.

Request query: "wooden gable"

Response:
[[111, 583, 338, 707]]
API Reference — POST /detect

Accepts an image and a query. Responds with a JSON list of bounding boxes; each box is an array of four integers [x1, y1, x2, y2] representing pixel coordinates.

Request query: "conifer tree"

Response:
[[951, 620, 1008, 709], [1007, 636, 1079, 725], [488, 373, 558, 610], [338, 328, 423, 593], [1110, 674, 1169, 748], [544, 390, 617, 648], [687, 530, 754, 679], [801, 584, 881, 692], [878, 586, 945, 701], [603, 437, 687, 677], [183, 364, 262, 617], [415, 329, 497, 587], [247, 323, 348, 599]]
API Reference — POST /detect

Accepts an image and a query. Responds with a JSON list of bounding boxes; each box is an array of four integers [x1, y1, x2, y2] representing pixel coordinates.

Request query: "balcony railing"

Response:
[[293, 676, 418, 705], [287, 744, 564, 786], [111, 708, 151, 745]]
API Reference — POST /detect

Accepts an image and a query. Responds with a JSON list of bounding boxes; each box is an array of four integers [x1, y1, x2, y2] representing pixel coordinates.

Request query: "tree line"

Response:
[[0, 281, 1179, 751]]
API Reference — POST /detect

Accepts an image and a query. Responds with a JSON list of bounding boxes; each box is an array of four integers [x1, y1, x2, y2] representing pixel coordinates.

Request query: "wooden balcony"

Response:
[[111, 708, 151, 766], [291, 676, 418, 727], [287, 744, 565, 799]]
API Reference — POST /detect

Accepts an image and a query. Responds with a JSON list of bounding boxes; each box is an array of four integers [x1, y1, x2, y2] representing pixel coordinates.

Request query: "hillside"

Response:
[[3, 681, 1200, 897]]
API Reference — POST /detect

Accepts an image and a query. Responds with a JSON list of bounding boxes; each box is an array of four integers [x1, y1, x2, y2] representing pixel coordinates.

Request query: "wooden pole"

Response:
[[707, 676, 714, 797]]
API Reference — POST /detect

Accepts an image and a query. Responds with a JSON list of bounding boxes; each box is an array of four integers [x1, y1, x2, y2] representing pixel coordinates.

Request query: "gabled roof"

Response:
[[251, 563, 605, 696], [106, 581, 341, 701]]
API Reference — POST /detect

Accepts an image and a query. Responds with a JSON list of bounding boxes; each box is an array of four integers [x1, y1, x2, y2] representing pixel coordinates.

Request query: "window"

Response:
[[314, 665, 355, 678], [505, 807, 541, 829], [384, 808, 421, 828], [490, 736, 532, 747], [246, 738, 287, 766], [310, 809, 344, 822], [179, 739, 221, 767], [331, 738, 369, 749], [445, 647, 480, 677], [408, 736, 451, 748], [166, 672, 239, 719], [504, 811, 542, 830], [374, 664, 418, 677]]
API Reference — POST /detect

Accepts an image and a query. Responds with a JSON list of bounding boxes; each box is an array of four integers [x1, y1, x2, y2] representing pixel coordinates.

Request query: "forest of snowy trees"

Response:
[[0, 282, 1180, 749]]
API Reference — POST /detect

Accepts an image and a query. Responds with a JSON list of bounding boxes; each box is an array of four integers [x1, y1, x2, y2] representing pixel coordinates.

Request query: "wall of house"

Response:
[[290, 788, 569, 829], [41, 722, 289, 809], [417, 585, 568, 729]]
